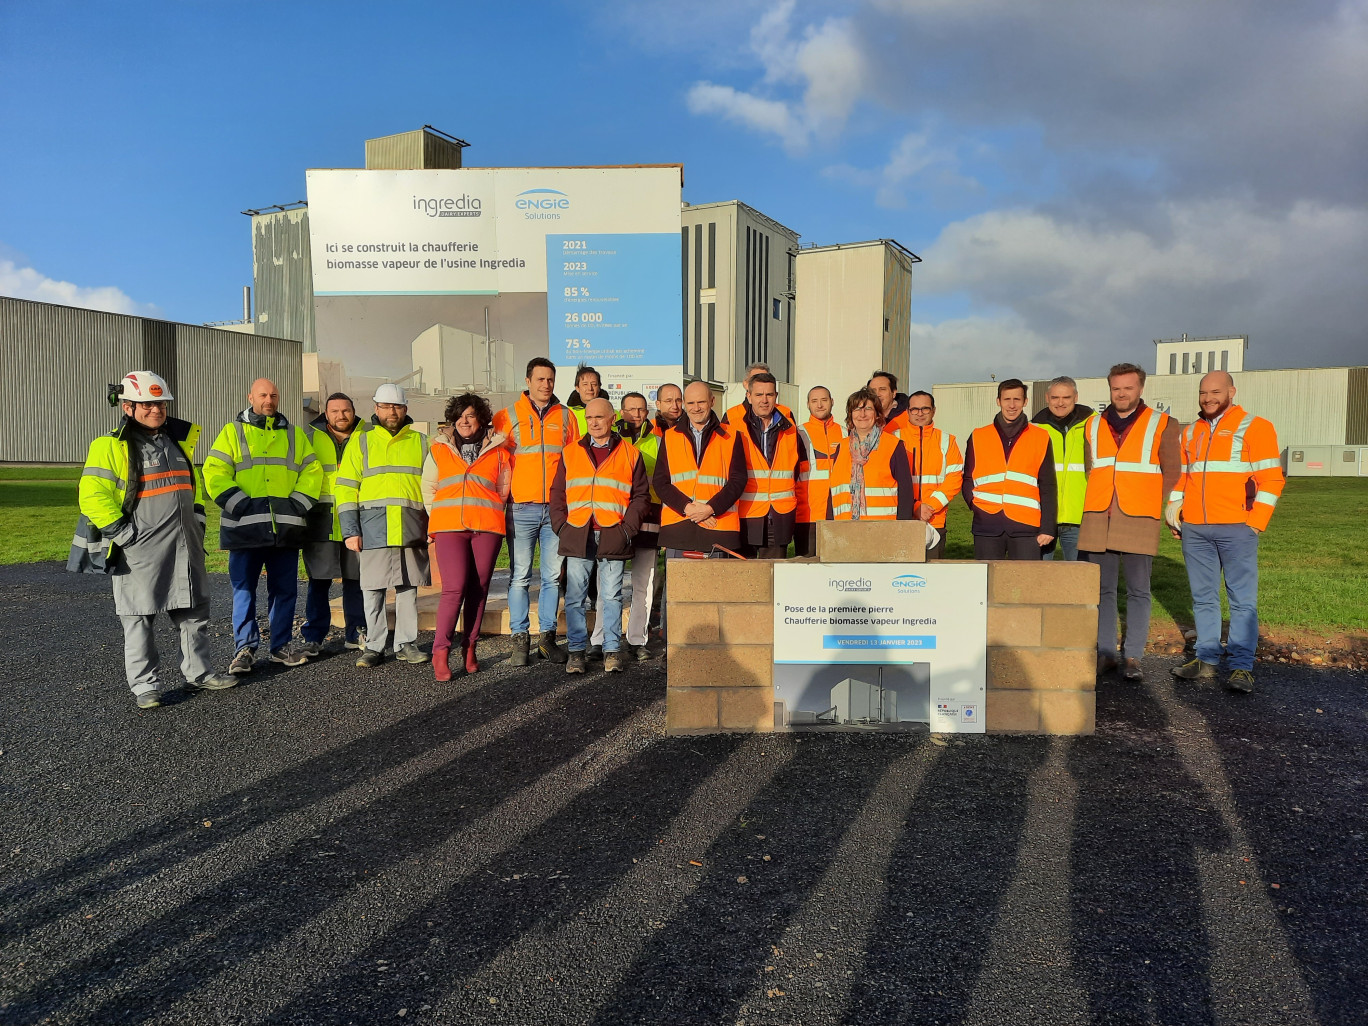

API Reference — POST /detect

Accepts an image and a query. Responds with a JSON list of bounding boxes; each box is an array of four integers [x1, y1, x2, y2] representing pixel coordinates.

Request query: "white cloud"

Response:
[[824, 129, 977, 207], [0, 259, 158, 317], [686, 82, 810, 151]]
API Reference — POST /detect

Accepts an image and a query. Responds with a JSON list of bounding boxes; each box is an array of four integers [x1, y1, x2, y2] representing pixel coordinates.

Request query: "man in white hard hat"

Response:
[[334, 384, 432, 667], [70, 371, 237, 708]]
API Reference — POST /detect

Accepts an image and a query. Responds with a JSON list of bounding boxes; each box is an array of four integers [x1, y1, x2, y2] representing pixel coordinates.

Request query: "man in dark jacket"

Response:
[[962, 378, 1057, 559], [652, 381, 748, 555], [737, 372, 807, 558], [551, 398, 650, 674]]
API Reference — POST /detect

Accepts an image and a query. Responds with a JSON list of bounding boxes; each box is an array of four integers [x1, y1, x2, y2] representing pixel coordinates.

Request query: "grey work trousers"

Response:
[[1087, 550, 1153, 661], [362, 586, 419, 653], [119, 601, 214, 697]]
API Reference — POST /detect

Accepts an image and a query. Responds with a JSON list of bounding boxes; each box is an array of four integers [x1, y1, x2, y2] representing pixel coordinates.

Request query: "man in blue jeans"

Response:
[[493, 358, 579, 665]]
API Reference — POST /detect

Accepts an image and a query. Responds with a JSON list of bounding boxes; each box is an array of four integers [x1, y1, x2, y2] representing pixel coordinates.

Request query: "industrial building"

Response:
[[0, 296, 303, 464]]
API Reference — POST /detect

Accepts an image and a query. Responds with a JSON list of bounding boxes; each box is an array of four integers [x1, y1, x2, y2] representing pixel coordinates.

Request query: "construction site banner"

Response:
[[304, 166, 682, 423], [772, 563, 988, 734]]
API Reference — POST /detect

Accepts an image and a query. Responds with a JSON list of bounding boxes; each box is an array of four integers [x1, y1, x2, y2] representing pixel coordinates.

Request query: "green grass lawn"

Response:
[[3, 468, 1362, 632]]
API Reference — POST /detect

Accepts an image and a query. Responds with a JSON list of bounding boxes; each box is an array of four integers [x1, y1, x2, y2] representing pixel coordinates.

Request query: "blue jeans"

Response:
[[1042, 523, 1080, 561], [228, 547, 299, 653], [564, 532, 625, 653], [1182, 523, 1261, 670], [302, 576, 365, 644], [508, 502, 564, 635]]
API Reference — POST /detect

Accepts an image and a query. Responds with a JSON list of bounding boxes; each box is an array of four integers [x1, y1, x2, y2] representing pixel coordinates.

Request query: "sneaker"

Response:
[[395, 642, 430, 664], [1122, 658, 1144, 682], [604, 651, 626, 673], [355, 649, 384, 669], [228, 647, 255, 675], [344, 633, 366, 651], [1096, 652, 1119, 677], [1226, 669, 1256, 693], [192, 672, 238, 691], [135, 690, 161, 709], [538, 631, 568, 664], [270, 644, 309, 667], [510, 632, 531, 667], [298, 640, 323, 659], [566, 650, 587, 674], [1171, 657, 1218, 681], [586, 644, 604, 661]]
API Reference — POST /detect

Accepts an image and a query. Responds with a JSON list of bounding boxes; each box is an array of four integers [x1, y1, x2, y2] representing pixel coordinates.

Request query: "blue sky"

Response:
[[2, 1, 1364, 382]]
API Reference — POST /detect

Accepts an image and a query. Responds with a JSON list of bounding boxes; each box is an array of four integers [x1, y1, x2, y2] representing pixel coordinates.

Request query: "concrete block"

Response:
[[666, 558, 773, 603], [816, 521, 926, 563], [1041, 605, 1099, 650], [987, 647, 1095, 691], [719, 688, 774, 731], [718, 603, 774, 645], [988, 559, 1099, 606], [667, 644, 773, 689], [1039, 690, 1096, 735], [666, 688, 719, 732], [986, 690, 1040, 733], [986, 605, 1042, 647], [667, 603, 721, 645]]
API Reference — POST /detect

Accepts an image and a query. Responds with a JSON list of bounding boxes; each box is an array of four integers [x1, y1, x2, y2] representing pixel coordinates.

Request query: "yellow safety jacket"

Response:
[[335, 419, 429, 548], [203, 413, 322, 549], [1036, 417, 1089, 525], [304, 418, 367, 543]]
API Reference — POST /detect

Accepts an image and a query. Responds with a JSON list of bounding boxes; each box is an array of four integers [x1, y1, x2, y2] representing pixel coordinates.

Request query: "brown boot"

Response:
[[432, 648, 451, 682], [465, 636, 480, 675]]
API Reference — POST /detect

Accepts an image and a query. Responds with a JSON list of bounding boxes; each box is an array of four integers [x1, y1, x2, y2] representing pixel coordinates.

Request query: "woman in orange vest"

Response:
[[828, 388, 916, 521], [421, 393, 511, 680]]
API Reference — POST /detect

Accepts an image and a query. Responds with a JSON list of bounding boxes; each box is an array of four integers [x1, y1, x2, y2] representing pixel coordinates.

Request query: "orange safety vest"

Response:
[[1083, 406, 1169, 519], [1173, 405, 1284, 530], [661, 424, 741, 532], [493, 394, 577, 504], [796, 417, 843, 524], [562, 439, 641, 528], [428, 442, 509, 535], [829, 431, 902, 520], [895, 423, 963, 529], [737, 420, 799, 518], [969, 423, 1051, 527]]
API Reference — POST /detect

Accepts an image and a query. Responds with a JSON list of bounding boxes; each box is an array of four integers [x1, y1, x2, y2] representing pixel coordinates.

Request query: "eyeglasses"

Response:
[[375, 403, 405, 412], [909, 406, 934, 413]]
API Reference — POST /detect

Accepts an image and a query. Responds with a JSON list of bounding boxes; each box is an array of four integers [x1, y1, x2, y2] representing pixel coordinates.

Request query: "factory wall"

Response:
[[251, 207, 316, 350], [0, 296, 303, 464], [793, 243, 887, 410]]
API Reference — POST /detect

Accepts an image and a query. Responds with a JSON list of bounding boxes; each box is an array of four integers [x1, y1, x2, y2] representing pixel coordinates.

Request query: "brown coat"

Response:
[[1077, 416, 1182, 556]]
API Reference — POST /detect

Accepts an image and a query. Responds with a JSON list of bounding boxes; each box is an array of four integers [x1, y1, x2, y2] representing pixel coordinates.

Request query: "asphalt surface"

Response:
[[1, 561, 1365, 1026]]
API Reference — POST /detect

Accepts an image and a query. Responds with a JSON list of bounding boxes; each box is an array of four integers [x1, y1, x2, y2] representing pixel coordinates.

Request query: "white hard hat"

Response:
[[118, 370, 174, 403], [373, 383, 407, 406]]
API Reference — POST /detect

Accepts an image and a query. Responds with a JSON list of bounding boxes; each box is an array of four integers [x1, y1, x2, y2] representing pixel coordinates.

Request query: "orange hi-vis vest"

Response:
[[428, 442, 509, 535], [829, 431, 902, 520], [737, 419, 799, 519], [1083, 406, 1169, 519], [661, 424, 741, 532], [895, 423, 963, 529], [1172, 405, 1284, 531], [562, 439, 641, 528], [969, 423, 1051, 527], [493, 394, 577, 504], [796, 416, 843, 524]]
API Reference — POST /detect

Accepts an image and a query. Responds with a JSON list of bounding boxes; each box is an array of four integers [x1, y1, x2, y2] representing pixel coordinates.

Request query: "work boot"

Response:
[[192, 673, 238, 691], [566, 650, 587, 674], [509, 632, 531, 667], [1171, 657, 1218, 681], [1122, 658, 1144, 682], [432, 649, 452, 682], [604, 651, 626, 673], [1096, 652, 1119, 677], [538, 631, 568, 663], [354, 649, 384, 668], [395, 643, 430, 664], [270, 644, 309, 667], [298, 640, 323, 659], [1226, 669, 1256, 693], [135, 690, 161, 709], [586, 644, 604, 661], [228, 647, 255, 675], [634, 643, 652, 662]]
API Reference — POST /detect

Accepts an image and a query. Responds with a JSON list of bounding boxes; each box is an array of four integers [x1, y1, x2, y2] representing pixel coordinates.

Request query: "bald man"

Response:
[[550, 396, 651, 673], [204, 377, 322, 674]]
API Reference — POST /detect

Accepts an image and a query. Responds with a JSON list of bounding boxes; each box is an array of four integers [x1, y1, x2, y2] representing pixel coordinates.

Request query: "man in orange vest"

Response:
[[725, 362, 794, 426], [551, 397, 650, 674], [492, 357, 579, 667], [735, 372, 803, 558], [654, 381, 747, 557], [896, 390, 963, 559], [961, 378, 1056, 559], [1078, 363, 1182, 682], [1168, 370, 1285, 693], [794, 385, 842, 556]]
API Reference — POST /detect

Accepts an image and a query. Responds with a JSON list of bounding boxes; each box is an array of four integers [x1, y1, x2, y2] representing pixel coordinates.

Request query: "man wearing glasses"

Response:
[[893, 391, 963, 559]]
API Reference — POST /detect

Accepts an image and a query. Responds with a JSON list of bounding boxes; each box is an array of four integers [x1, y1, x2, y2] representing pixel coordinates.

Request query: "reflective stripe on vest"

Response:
[[737, 423, 799, 518], [829, 432, 902, 520], [563, 441, 640, 528], [970, 423, 1050, 527], [1084, 407, 1168, 519], [429, 443, 506, 534], [660, 425, 741, 532]]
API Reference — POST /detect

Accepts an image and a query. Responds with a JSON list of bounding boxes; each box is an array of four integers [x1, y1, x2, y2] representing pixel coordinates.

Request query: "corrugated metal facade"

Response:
[[0, 296, 302, 464], [251, 208, 316, 351], [363, 129, 465, 170], [881, 244, 914, 383]]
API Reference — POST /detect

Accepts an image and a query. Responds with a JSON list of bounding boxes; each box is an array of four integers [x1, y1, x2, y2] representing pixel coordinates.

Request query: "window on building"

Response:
[[1169, 353, 1177, 374], [1194, 351, 1203, 373], [884, 317, 890, 334], [773, 298, 781, 320], [1182, 353, 1190, 374], [1209, 350, 1216, 372], [1221, 350, 1229, 370]]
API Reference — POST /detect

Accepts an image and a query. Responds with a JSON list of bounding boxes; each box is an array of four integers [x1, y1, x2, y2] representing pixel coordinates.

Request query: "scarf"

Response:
[[454, 425, 487, 464], [847, 429, 882, 520]]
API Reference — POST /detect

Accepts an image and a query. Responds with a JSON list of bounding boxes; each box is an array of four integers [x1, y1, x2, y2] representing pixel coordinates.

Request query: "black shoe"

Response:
[[566, 650, 587, 674], [1096, 652, 1119, 677], [510, 632, 531, 667], [135, 690, 161, 709], [1122, 658, 1144, 681], [586, 644, 604, 661], [354, 649, 384, 669], [1171, 657, 1218, 680], [270, 644, 309, 667], [538, 631, 568, 663], [1226, 669, 1256, 693]]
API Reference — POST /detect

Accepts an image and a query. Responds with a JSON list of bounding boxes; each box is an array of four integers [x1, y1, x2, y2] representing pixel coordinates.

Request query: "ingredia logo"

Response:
[[892, 574, 928, 591], [515, 188, 570, 211], [413, 194, 482, 218], [829, 576, 872, 593]]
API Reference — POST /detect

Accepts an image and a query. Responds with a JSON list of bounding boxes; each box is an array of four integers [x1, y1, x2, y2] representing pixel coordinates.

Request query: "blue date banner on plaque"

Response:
[[546, 233, 681, 367]]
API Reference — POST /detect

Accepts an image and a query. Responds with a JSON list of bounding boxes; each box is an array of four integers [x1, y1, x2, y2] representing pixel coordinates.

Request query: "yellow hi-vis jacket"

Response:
[[203, 413, 322, 550], [1036, 417, 1089, 525], [335, 419, 429, 548], [303, 418, 368, 543]]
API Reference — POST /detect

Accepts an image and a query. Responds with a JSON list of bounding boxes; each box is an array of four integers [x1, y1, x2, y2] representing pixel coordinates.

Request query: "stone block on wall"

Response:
[[816, 521, 926, 563], [719, 688, 774, 731], [1041, 605, 1099, 649], [667, 688, 719, 732], [1039, 690, 1096, 734], [718, 603, 774, 645], [666, 558, 773, 603], [667, 643, 773, 689], [987, 647, 1095, 691], [986, 605, 1042, 647], [986, 690, 1040, 733], [988, 560, 1099, 606]]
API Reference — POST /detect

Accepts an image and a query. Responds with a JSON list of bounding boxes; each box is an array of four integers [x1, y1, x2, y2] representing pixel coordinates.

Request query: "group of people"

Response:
[[75, 354, 1283, 709]]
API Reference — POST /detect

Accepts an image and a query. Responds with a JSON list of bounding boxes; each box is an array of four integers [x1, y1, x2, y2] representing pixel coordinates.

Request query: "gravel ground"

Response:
[[1, 562, 1365, 1026]]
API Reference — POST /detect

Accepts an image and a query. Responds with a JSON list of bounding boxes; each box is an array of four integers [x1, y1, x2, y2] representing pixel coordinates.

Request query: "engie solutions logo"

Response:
[[515, 188, 570, 220], [412, 194, 482, 218], [891, 574, 927, 592]]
